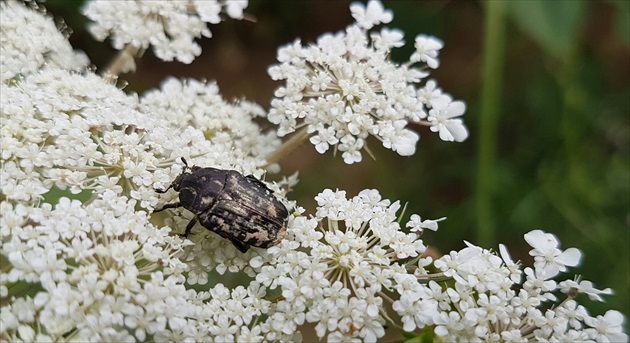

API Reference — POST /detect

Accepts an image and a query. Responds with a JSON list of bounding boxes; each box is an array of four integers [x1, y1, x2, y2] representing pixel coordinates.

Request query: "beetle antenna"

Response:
[[180, 157, 189, 171]]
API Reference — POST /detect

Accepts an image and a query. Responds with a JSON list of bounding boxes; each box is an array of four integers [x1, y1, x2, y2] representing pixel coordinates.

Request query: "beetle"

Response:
[[154, 157, 288, 253]]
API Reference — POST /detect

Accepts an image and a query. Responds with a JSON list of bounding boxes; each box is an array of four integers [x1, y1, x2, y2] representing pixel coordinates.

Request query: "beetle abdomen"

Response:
[[198, 200, 287, 248]]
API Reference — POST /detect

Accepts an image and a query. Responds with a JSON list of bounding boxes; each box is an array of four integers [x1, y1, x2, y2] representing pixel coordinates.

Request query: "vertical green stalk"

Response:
[[476, 0, 507, 246]]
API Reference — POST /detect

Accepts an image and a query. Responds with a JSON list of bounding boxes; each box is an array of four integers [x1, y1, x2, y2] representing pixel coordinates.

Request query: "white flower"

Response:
[[428, 99, 469, 142], [433, 311, 464, 337], [583, 310, 628, 343], [406, 214, 446, 233], [224, 0, 248, 20], [392, 289, 437, 332], [523, 266, 558, 296], [410, 34, 444, 69], [309, 126, 339, 154], [236, 325, 264, 343], [524, 229, 582, 277], [208, 314, 238, 342], [1, 69, 141, 203], [195, 1, 223, 23], [417, 79, 452, 109], [350, 0, 393, 30], [389, 124, 420, 156], [555, 300, 588, 330], [499, 243, 523, 283], [0, 1, 89, 82], [558, 278, 613, 302], [372, 28, 405, 50], [0, 6, 285, 338], [83, 0, 249, 64]]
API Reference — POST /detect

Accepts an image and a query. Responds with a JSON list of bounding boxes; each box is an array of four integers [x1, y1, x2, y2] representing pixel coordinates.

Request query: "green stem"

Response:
[[476, 0, 507, 246]]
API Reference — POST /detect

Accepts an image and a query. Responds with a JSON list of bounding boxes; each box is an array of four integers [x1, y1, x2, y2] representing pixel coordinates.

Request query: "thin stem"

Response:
[[103, 44, 141, 82], [264, 127, 310, 166], [475, 0, 506, 246], [379, 306, 406, 331], [416, 272, 452, 283], [377, 290, 396, 305]]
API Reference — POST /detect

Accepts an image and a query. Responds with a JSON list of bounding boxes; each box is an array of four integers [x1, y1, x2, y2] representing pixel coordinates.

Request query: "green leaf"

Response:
[[507, 0, 587, 59]]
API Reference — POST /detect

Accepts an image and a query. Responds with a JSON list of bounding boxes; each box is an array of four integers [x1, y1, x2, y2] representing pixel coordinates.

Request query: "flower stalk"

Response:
[[264, 127, 310, 167], [103, 44, 141, 82]]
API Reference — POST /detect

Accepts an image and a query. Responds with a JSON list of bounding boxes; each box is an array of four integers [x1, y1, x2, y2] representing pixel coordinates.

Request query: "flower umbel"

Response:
[[0, 193, 192, 342], [412, 231, 627, 342], [0, 1, 89, 82], [254, 189, 437, 341], [83, 0, 250, 64], [1, 70, 277, 208], [267, 1, 467, 164]]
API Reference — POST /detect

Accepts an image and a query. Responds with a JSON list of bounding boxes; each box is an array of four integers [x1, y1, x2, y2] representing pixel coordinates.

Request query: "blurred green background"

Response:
[[47, 0, 629, 330]]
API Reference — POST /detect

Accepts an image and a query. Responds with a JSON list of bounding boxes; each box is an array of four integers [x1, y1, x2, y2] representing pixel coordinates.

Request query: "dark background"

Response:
[[47, 0, 629, 334]]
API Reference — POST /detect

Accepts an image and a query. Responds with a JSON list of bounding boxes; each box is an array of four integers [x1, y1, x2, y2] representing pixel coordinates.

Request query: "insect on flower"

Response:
[[155, 158, 288, 252]]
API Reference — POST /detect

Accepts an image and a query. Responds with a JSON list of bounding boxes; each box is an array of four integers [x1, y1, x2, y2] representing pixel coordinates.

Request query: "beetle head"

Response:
[[167, 157, 198, 190]]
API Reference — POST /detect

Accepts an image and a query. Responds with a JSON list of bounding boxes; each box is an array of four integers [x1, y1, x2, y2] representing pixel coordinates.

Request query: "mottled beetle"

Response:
[[154, 158, 288, 252]]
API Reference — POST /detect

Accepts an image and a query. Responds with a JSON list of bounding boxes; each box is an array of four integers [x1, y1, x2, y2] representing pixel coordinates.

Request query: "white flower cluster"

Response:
[[83, 0, 248, 64], [251, 189, 438, 341], [394, 229, 628, 342], [0, 3, 296, 341], [247, 189, 625, 342], [268, 0, 468, 163], [0, 1, 89, 82], [0, 195, 296, 342], [1, 69, 277, 209], [0, 193, 190, 341], [141, 77, 281, 165]]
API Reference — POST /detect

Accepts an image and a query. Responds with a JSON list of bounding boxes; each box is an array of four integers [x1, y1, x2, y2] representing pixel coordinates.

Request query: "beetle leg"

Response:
[[154, 184, 173, 194], [230, 239, 250, 253], [245, 175, 274, 193], [183, 217, 198, 237], [154, 202, 182, 212]]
